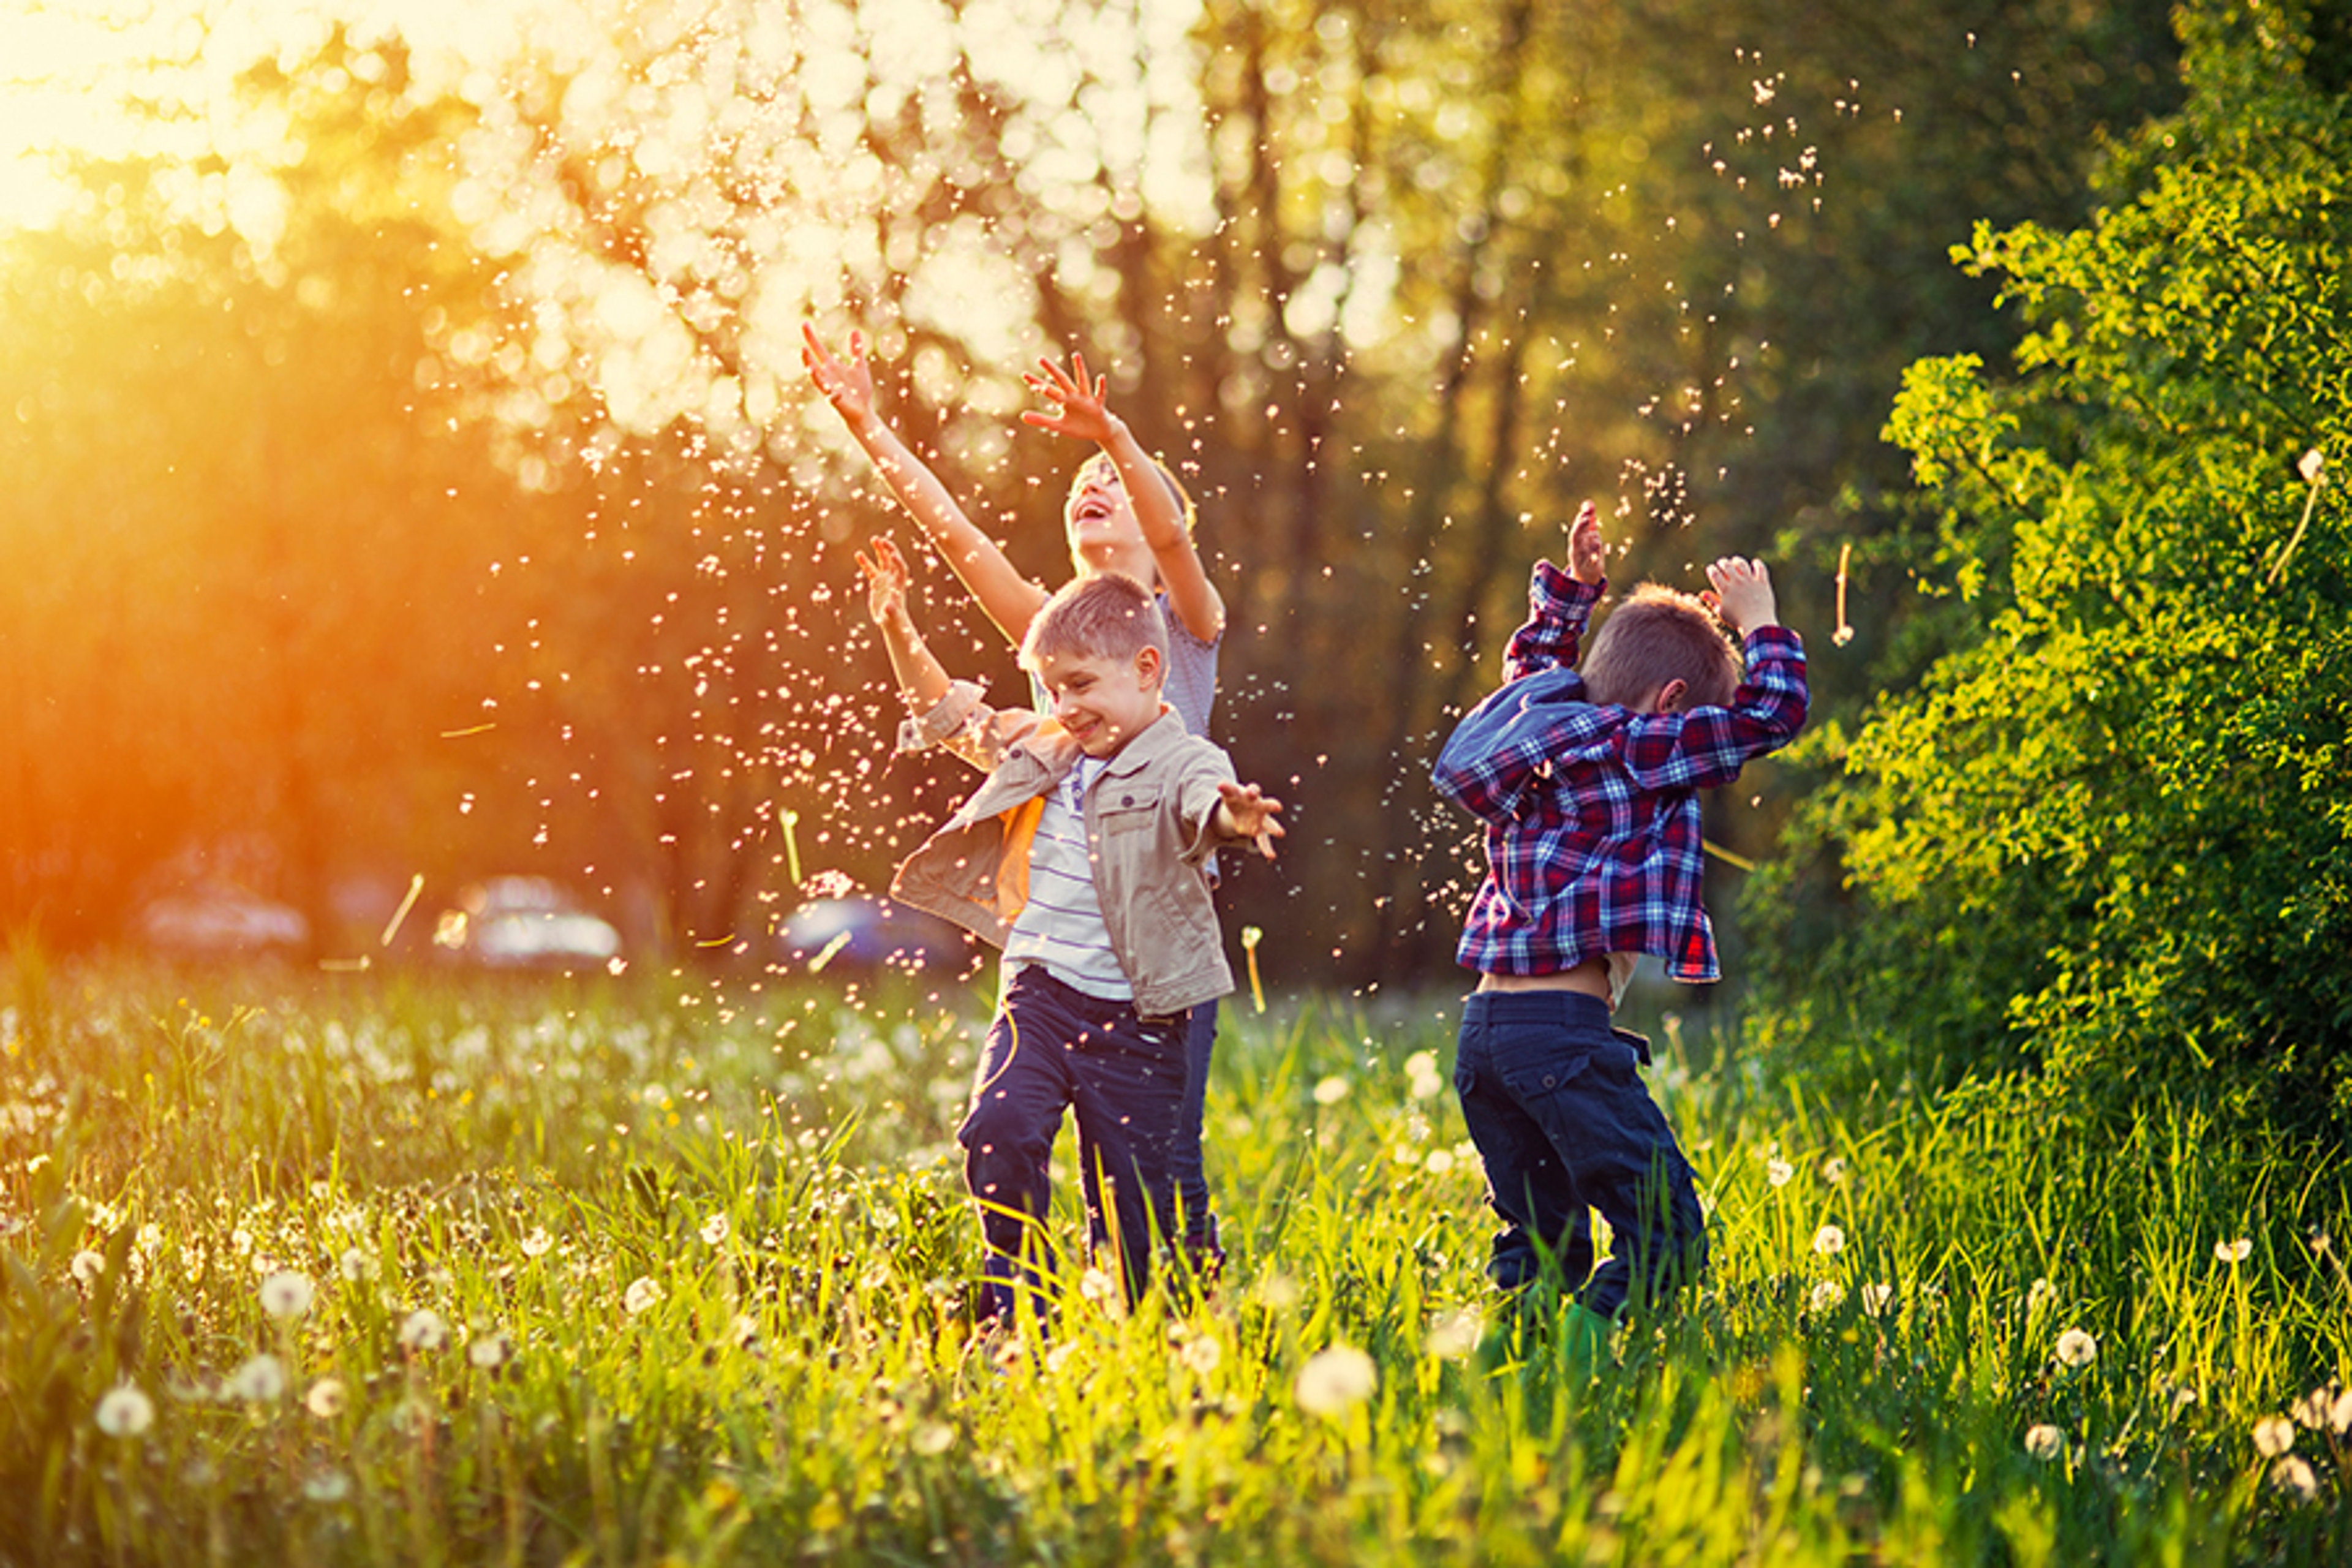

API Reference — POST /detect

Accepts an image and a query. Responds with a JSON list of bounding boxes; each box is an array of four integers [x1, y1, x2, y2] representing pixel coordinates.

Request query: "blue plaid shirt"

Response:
[[1433, 562, 1808, 982]]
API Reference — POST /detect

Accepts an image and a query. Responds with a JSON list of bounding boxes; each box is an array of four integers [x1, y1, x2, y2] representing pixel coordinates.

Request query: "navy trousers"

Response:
[[1453, 989, 1708, 1319], [959, 967, 1191, 1322]]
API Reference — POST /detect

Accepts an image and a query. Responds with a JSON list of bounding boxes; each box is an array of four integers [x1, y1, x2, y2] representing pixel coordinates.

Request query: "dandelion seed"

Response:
[[1180, 1333, 1223, 1378], [399, 1308, 448, 1353], [1425, 1309, 1483, 1361], [2254, 1414, 2296, 1458], [699, 1213, 731, 1246], [468, 1330, 514, 1370], [260, 1271, 314, 1320], [518, 1227, 554, 1258], [305, 1378, 347, 1419], [2272, 1455, 2320, 1501], [2054, 1329, 2097, 1370], [910, 1420, 956, 1455], [1294, 1345, 1377, 1415], [2214, 1237, 2252, 1264], [229, 1353, 287, 1403], [70, 1249, 105, 1286], [1809, 1280, 1845, 1313], [1860, 1283, 1895, 1317], [303, 1468, 352, 1503], [2024, 1423, 2065, 1460], [1812, 1224, 1846, 1257], [1312, 1074, 1351, 1106], [1766, 1158, 1795, 1188], [94, 1384, 154, 1438], [623, 1276, 662, 1316]]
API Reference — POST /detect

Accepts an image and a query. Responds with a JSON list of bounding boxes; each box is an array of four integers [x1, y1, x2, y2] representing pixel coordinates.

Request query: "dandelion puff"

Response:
[[229, 1353, 287, 1403], [1078, 1267, 1121, 1313], [1253, 1272, 1301, 1311], [1812, 1224, 1845, 1257], [467, 1329, 514, 1370], [338, 1248, 375, 1283], [302, 1469, 352, 1504], [2272, 1455, 2320, 1501], [70, 1249, 105, 1286], [1822, 1156, 1848, 1185], [2254, 1414, 2296, 1458], [95, 1384, 154, 1438], [1295, 1344, 1377, 1415], [2298, 448, 2326, 486], [518, 1227, 554, 1259], [1860, 1283, 1895, 1317], [1766, 1158, 1795, 1188], [1425, 1309, 1483, 1360], [1424, 1148, 1457, 1176], [910, 1420, 955, 1456], [699, 1214, 730, 1246], [1180, 1332, 1224, 1378], [398, 1308, 448, 1354], [305, 1378, 347, 1419], [2331, 1385, 2352, 1435], [260, 1271, 314, 1320], [2024, 1423, 2064, 1460], [2054, 1328, 2096, 1370], [1312, 1074, 1351, 1106], [2026, 1277, 2057, 1314], [1808, 1279, 1845, 1313], [2215, 1237, 2252, 1264], [623, 1277, 662, 1316], [2291, 1383, 2339, 1428]]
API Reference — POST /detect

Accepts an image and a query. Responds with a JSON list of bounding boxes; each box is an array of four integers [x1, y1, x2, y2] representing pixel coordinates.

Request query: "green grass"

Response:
[[1, 958, 2346, 1565]]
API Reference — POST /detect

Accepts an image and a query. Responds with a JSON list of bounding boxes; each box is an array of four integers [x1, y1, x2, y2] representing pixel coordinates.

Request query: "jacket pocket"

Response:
[[1095, 786, 1163, 837]]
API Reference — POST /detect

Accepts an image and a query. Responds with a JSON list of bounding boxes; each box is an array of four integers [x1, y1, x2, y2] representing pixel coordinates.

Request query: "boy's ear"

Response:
[[1133, 644, 1165, 687], [1654, 677, 1690, 715]]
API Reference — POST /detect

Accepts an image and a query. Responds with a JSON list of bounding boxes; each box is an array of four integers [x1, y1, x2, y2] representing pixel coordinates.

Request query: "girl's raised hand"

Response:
[[857, 536, 912, 627], [1019, 350, 1117, 445], [802, 323, 878, 426]]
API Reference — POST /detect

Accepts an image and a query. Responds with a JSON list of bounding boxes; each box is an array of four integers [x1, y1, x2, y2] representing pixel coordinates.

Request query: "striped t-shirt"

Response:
[[1002, 756, 1133, 1000]]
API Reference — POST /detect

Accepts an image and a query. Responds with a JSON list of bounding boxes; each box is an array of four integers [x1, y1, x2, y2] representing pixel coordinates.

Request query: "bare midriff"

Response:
[[1476, 956, 1611, 1000]]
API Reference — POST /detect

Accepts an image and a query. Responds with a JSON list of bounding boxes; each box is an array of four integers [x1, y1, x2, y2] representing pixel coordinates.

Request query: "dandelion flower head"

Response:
[[2054, 1328, 2097, 1370], [95, 1384, 154, 1438], [2254, 1414, 2296, 1458], [2023, 1423, 2064, 1460], [1295, 1344, 1378, 1415], [260, 1270, 314, 1320]]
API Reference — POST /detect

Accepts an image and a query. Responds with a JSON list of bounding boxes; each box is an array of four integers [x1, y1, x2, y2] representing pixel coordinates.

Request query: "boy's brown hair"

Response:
[[1581, 585, 1743, 710], [1022, 571, 1169, 670]]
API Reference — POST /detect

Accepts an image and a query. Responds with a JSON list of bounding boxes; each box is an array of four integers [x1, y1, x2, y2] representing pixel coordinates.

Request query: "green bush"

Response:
[[1746, 0, 2352, 1136]]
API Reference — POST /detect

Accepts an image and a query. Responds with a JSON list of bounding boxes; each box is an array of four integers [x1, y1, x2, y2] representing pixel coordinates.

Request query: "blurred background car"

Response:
[[777, 896, 976, 978], [132, 881, 309, 959], [435, 876, 622, 970]]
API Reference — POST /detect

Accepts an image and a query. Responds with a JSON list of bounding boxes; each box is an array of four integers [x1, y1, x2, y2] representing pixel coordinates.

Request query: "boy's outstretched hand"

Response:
[[802, 323, 878, 428], [1567, 500, 1605, 586], [856, 535, 913, 628], [1020, 350, 1120, 445], [1215, 780, 1286, 860], [1703, 556, 1779, 636]]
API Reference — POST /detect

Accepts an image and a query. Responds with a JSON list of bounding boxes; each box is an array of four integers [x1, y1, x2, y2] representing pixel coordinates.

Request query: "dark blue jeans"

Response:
[[1082, 997, 1221, 1265], [1453, 990, 1708, 1319], [959, 967, 1191, 1323]]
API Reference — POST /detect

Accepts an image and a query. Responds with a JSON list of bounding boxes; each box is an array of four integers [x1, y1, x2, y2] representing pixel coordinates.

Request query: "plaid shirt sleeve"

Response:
[[1503, 562, 1603, 679], [1617, 625, 1809, 790]]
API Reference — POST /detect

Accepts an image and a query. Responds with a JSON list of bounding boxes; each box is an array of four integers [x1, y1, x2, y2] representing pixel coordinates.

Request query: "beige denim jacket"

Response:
[[888, 680, 1238, 1017]]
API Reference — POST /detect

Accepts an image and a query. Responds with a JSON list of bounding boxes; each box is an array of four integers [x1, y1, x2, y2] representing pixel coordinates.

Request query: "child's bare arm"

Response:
[[1704, 556, 1781, 635], [857, 536, 954, 713], [1211, 780, 1286, 860], [805, 323, 1050, 643], [1023, 350, 1224, 644]]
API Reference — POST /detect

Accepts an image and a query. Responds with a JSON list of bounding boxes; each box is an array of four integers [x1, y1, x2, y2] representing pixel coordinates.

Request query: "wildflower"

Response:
[[2254, 1415, 2296, 1458], [1808, 1280, 1845, 1313], [1403, 1050, 1444, 1101], [518, 1226, 554, 1258], [259, 1271, 315, 1321], [2215, 1237, 2253, 1264], [467, 1329, 514, 1370], [1425, 1309, 1482, 1361], [2272, 1455, 2320, 1501], [229, 1353, 287, 1403], [1860, 1283, 1895, 1317], [303, 1469, 352, 1504], [1312, 1074, 1351, 1107], [1253, 1272, 1302, 1311], [70, 1249, 105, 1286], [1425, 1148, 1457, 1176], [2026, 1278, 2057, 1314], [338, 1248, 375, 1283], [623, 1276, 662, 1316], [1295, 1344, 1378, 1415], [1078, 1267, 1121, 1311], [305, 1378, 347, 1419], [2023, 1423, 2064, 1460], [1812, 1224, 1846, 1257], [1179, 1333, 1224, 1378], [1821, 1156, 1848, 1185], [95, 1384, 155, 1438], [2290, 1383, 2339, 1429], [698, 1213, 730, 1246], [398, 1308, 448, 1354], [1766, 1158, 1795, 1188], [2053, 1329, 2097, 1370], [910, 1420, 956, 1456]]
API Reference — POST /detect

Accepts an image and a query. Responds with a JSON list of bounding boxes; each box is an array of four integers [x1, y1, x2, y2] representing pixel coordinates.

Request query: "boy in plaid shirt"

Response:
[[1433, 502, 1807, 1374]]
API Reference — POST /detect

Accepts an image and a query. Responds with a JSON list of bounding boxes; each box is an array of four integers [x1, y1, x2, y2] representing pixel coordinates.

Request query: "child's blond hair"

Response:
[[1582, 585, 1743, 710]]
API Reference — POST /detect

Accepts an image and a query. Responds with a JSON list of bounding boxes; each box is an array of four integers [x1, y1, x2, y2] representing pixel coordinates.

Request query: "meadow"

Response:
[[2, 956, 2346, 1566]]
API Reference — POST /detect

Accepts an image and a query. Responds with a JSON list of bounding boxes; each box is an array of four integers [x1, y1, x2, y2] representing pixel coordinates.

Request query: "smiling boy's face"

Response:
[[1031, 645, 1164, 758]]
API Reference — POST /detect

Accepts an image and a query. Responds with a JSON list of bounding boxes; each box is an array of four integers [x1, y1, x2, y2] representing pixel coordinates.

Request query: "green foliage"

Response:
[[2, 965, 2348, 1564], [1746, 0, 2352, 1133]]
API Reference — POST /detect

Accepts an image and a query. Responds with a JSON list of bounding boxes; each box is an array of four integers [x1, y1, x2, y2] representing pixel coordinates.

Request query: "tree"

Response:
[[1745, 0, 2352, 1131]]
